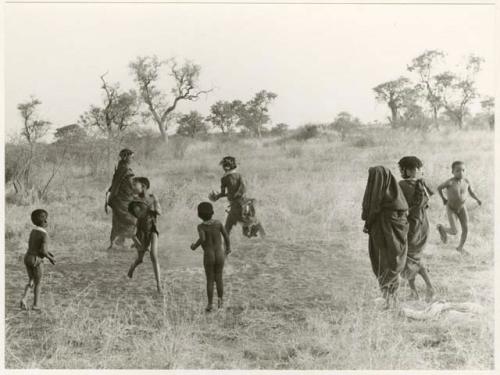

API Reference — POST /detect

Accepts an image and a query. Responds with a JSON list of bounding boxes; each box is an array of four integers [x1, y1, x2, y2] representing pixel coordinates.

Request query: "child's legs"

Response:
[[456, 207, 469, 249], [225, 204, 241, 234], [32, 263, 43, 307], [443, 206, 458, 235], [418, 267, 433, 289], [214, 250, 226, 299], [149, 234, 161, 290], [204, 251, 215, 306]]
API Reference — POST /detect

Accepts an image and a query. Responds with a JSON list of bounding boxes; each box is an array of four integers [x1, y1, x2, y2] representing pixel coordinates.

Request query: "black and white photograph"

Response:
[[2, 0, 497, 370]]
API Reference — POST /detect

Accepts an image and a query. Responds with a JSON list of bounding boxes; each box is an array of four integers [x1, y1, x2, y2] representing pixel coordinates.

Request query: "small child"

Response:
[[398, 156, 435, 301], [20, 209, 56, 311], [437, 161, 482, 253], [127, 177, 162, 292], [191, 202, 231, 312]]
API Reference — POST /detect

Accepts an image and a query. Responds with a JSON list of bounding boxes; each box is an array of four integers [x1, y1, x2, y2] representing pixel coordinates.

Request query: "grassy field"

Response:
[[4, 128, 494, 369]]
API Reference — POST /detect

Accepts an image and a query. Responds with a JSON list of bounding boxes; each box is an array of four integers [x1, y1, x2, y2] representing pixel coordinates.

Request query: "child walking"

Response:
[[191, 202, 231, 312], [127, 177, 162, 293], [398, 156, 435, 301], [20, 209, 56, 311], [436, 161, 482, 253]]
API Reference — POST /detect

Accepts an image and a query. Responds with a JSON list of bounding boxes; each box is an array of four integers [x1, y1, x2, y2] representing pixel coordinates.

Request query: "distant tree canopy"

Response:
[[129, 55, 211, 142], [79, 73, 138, 139], [374, 50, 486, 130], [206, 100, 243, 134], [176, 111, 208, 138], [54, 124, 87, 143], [330, 111, 361, 140], [236, 90, 277, 138]]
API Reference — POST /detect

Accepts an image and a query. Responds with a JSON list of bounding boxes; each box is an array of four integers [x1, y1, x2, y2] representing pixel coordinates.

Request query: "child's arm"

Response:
[[437, 180, 450, 205], [220, 223, 231, 255], [40, 234, 56, 265], [152, 194, 162, 216], [191, 226, 205, 250], [467, 181, 482, 205]]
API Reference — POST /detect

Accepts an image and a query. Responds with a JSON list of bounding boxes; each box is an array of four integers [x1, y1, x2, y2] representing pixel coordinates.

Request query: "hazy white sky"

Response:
[[5, 3, 495, 139]]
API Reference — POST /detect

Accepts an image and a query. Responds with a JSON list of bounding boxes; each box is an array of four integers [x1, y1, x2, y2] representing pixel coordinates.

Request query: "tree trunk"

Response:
[[389, 104, 398, 128], [432, 107, 439, 130]]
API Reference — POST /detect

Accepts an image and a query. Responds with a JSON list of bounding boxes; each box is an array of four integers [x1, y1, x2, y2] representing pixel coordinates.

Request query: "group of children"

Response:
[[19, 150, 481, 312], [362, 156, 482, 309], [19, 152, 263, 312]]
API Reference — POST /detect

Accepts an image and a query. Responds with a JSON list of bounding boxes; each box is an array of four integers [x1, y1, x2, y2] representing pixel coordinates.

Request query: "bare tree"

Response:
[[79, 73, 138, 173], [408, 50, 445, 127], [481, 96, 495, 130], [129, 56, 212, 141], [15, 97, 51, 190]]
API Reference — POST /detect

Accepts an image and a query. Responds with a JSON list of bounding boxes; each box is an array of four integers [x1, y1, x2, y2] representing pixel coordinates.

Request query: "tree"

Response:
[[79, 73, 138, 173], [15, 97, 51, 191], [206, 100, 243, 134], [434, 55, 483, 129], [408, 50, 445, 126], [330, 111, 361, 140], [176, 111, 209, 138], [481, 96, 495, 130], [129, 56, 211, 141], [79, 73, 138, 138], [17, 97, 50, 145], [237, 91, 277, 138], [54, 124, 87, 144], [270, 122, 289, 136], [373, 77, 413, 127]]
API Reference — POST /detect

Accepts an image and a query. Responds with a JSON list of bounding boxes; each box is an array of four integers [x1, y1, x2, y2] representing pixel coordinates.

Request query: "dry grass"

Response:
[[4, 128, 494, 369]]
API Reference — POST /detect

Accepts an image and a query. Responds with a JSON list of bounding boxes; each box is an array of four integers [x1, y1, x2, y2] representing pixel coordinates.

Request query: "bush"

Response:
[[292, 124, 320, 142], [351, 136, 376, 148]]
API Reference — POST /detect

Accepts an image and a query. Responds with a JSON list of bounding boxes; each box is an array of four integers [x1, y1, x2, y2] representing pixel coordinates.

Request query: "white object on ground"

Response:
[[402, 300, 484, 321]]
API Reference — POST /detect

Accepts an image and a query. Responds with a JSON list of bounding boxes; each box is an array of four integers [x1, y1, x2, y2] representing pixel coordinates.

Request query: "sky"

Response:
[[4, 3, 496, 140]]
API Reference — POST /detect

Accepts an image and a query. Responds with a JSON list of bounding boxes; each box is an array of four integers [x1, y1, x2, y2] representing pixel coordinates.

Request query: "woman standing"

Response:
[[362, 166, 409, 309], [105, 149, 137, 249]]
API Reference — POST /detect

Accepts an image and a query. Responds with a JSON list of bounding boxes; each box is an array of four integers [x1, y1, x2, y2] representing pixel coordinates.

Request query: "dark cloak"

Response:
[[108, 160, 136, 239], [362, 166, 409, 294]]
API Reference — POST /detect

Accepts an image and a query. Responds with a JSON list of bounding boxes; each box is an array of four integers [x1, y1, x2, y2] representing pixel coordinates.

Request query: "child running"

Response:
[[127, 177, 162, 292], [436, 161, 482, 253], [20, 209, 56, 311], [191, 202, 231, 312], [398, 156, 435, 301]]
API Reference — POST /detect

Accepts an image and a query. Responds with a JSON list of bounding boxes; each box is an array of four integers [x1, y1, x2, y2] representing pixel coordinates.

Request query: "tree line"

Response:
[[373, 50, 494, 130]]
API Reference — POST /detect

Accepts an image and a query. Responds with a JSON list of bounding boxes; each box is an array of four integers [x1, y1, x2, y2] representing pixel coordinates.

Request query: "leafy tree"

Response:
[[130, 56, 211, 141], [206, 100, 243, 134], [408, 50, 446, 126], [237, 90, 277, 138], [54, 124, 87, 144], [330, 111, 361, 140], [434, 55, 483, 129], [373, 77, 414, 127], [176, 111, 208, 138], [270, 122, 289, 136]]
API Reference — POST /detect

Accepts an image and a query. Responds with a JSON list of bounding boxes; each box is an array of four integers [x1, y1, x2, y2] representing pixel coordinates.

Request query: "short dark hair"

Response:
[[133, 177, 150, 190], [219, 156, 237, 170], [197, 202, 214, 221], [128, 200, 148, 218], [451, 161, 464, 170], [398, 156, 423, 179], [119, 148, 134, 159], [31, 209, 48, 226]]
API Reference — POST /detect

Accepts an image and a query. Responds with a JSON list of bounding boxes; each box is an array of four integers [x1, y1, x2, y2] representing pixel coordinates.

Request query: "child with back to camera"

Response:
[[191, 202, 231, 312]]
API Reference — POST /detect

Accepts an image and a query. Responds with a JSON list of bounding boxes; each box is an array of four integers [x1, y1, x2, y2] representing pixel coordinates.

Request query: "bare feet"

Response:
[[437, 224, 447, 244], [217, 298, 223, 309], [456, 247, 470, 255], [31, 305, 41, 312], [205, 304, 213, 312]]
